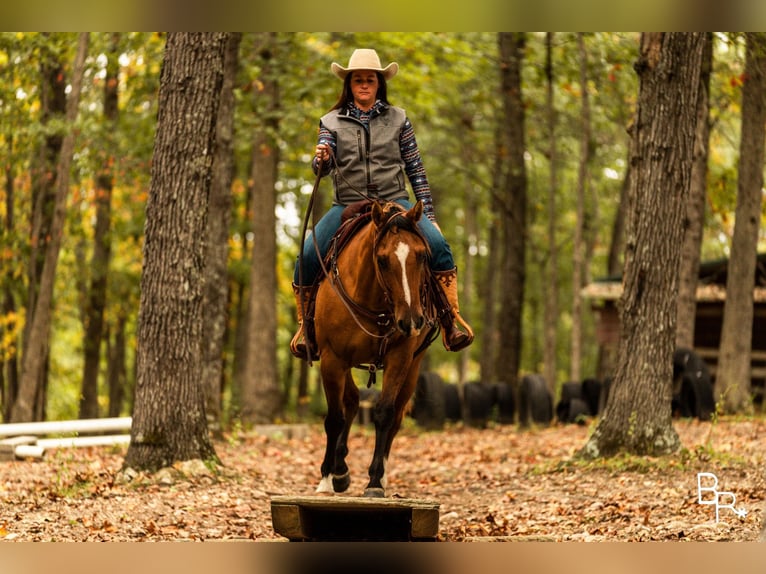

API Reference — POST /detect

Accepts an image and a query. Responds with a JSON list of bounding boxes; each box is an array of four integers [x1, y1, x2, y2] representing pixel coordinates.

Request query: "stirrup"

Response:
[[442, 314, 474, 352], [290, 328, 318, 361]]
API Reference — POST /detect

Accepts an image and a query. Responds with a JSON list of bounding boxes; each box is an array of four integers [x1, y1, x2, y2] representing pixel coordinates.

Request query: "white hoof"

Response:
[[316, 475, 334, 494]]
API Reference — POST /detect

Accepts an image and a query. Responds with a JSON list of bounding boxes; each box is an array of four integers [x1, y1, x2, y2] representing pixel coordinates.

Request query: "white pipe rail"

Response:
[[35, 435, 131, 448], [0, 417, 132, 437]]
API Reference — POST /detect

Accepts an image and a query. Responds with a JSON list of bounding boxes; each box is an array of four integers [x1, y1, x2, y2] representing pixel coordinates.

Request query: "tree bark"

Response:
[[458, 108, 478, 387], [580, 33, 705, 458], [495, 32, 527, 399], [478, 133, 502, 385], [80, 33, 120, 420], [543, 33, 559, 396], [239, 33, 283, 425], [123, 32, 230, 471], [107, 312, 128, 418], [715, 32, 766, 414], [675, 33, 713, 350], [202, 33, 241, 434], [3, 135, 19, 422], [12, 33, 89, 422], [17, 35, 66, 422], [570, 33, 591, 385]]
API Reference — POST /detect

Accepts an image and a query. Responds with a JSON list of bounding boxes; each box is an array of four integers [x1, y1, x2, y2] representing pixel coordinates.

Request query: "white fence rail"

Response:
[[0, 417, 132, 461]]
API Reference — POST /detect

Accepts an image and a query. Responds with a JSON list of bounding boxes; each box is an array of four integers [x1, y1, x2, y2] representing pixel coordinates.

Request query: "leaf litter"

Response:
[[0, 417, 763, 541]]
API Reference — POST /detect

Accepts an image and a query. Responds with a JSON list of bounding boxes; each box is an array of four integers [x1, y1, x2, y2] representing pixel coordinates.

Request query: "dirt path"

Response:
[[1, 417, 764, 541]]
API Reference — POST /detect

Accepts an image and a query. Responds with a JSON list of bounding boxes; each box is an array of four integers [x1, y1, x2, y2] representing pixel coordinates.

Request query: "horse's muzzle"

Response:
[[396, 312, 425, 337]]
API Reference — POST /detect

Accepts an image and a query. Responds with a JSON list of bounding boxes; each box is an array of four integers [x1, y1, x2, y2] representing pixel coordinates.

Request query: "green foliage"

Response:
[[0, 32, 759, 423]]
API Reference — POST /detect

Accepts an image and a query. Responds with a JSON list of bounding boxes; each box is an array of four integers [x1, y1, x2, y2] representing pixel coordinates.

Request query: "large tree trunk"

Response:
[[580, 33, 705, 458], [80, 33, 120, 420], [495, 33, 527, 400], [715, 32, 766, 414], [12, 33, 89, 422], [543, 33, 559, 395], [239, 33, 283, 425], [202, 33, 241, 434], [570, 33, 591, 385], [676, 33, 713, 350], [123, 33, 230, 471]]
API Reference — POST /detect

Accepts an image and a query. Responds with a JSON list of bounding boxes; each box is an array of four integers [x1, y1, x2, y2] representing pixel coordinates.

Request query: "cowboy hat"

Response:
[[331, 49, 398, 80]]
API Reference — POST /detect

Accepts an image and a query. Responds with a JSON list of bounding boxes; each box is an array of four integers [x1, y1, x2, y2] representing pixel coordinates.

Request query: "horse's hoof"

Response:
[[363, 487, 386, 498], [316, 475, 334, 494], [332, 472, 351, 493]]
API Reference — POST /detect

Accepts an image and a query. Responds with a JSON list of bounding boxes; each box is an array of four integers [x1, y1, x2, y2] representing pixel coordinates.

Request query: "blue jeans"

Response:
[[293, 199, 455, 286]]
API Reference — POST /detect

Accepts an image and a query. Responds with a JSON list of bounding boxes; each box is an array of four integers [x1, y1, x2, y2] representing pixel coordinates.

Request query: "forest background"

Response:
[[0, 32, 762, 427]]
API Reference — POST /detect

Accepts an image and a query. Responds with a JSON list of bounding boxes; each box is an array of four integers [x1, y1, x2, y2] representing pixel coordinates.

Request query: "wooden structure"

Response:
[[270, 495, 440, 541], [582, 253, 766, 406]]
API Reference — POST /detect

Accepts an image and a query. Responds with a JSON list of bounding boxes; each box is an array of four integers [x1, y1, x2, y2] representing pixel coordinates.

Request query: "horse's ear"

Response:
[[409, 200, 423, 223], [371, 201, 385, 227]]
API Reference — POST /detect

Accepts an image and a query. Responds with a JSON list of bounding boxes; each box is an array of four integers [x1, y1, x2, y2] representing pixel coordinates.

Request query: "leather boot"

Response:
[[434, 268, 474, 352], [290, 283, 317, 361]]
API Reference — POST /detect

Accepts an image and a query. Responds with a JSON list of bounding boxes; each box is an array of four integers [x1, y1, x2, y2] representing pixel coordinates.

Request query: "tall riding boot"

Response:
[[290, 283, 317, 361], [434, 268, 474, 352]]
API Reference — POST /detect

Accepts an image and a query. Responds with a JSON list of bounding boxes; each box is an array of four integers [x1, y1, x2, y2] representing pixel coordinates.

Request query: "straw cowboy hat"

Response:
[[331, 49, 399, 80]]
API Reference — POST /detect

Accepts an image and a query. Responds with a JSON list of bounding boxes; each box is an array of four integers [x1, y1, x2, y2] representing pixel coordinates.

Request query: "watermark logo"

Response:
[[697, 472, 748, 522]]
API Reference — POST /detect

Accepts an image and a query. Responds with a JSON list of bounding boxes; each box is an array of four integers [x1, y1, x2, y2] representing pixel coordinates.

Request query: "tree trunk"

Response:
[[715, 32, 766, 414], [3, 136, 19, 422], [570, 33, 591, 384], [676, 33, 713, 350], [107, 312, 128, 418], [580, 33, 705, 458], [239, 33, 283, 425], [543, 33, 559, 396], [495, 33, 527, 399], [12, 33, 89, 422], [478, 134, 502, 384], [458, 109, 477, 387], [606, 163, 630, 279], [202, 33, 241, 434], [17, 35, 66, 422], [123, 33, 230, 471], [80, 33, 120, 420]]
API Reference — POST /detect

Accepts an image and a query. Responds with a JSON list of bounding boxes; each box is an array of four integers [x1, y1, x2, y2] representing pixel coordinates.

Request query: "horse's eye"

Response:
[[416, 252, 427, 264], [377, 257, 389, 270]]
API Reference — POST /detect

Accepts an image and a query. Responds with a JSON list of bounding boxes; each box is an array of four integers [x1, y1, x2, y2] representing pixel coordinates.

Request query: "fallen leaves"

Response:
[[0, 418, 763, 541]]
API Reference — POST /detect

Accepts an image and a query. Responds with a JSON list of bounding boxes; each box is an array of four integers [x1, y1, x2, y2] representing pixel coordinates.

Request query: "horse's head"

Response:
[[371, 201, 430, 338]]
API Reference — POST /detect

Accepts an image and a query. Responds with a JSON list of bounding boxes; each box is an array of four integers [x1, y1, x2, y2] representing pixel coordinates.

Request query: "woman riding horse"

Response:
[[290, 48, 473, 360]]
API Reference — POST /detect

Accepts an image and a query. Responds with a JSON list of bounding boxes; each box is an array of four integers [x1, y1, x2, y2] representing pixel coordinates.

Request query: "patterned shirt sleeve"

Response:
[[311, 121, 335, 176], [400, 117, 436, 222]]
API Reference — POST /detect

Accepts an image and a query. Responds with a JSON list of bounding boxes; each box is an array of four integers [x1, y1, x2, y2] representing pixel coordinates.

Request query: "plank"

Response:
[[271, 495, 440, 541]]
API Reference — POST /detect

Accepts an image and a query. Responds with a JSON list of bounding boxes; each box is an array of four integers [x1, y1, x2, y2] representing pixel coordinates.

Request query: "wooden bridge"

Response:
[[271, 495, 440, 541]]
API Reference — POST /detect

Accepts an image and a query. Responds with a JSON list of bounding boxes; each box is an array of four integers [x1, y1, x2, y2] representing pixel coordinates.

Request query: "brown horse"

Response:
[[313, 199, 437, 497]]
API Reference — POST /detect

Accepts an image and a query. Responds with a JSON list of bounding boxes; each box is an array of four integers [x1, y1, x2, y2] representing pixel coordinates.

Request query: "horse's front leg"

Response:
[[317, 363, 357, 494], [365, 356, 422, 498], [365, 396, 395, 498], [330, 371, 359, 493]]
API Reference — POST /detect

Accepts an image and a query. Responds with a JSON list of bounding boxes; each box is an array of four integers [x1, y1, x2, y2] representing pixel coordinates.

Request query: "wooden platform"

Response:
[[270, 495, 440, 541]]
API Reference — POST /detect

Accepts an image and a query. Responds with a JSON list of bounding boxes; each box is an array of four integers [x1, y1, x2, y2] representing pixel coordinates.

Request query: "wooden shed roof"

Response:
[[582, 252, 766, 303]]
